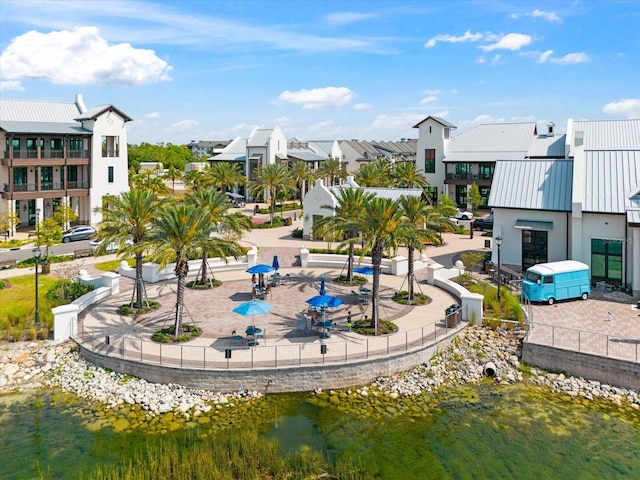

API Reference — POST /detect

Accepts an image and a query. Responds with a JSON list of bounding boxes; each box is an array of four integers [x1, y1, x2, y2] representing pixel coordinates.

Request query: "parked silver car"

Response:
[[62, 226, 97, 243]]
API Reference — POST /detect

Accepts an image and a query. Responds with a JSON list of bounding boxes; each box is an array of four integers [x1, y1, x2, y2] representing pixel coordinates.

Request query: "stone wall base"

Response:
[[76, 333, 459, 394], [522, 341, 640, 390]]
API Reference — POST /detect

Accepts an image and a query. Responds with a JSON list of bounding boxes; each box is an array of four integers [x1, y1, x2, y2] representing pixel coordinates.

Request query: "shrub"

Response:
[[393, 290, 430, 305], [45, 280, 94, 303], [352, 318, 397, 336], [252, 217, 286, 229], [151, 324, 202, 343], [334, 274, 366, 286], [0, 280, 5, 289], [291, 227, 303, 238], [119, 300, 160, 316], [187, 279, 221, 289]]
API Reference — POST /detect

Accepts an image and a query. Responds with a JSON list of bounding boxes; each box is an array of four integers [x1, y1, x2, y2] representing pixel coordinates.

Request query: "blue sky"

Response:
[[1, 0, 639, 145]]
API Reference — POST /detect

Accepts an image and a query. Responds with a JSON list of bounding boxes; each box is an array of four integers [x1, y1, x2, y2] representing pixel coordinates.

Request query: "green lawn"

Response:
[[0, 274, 62, 340]]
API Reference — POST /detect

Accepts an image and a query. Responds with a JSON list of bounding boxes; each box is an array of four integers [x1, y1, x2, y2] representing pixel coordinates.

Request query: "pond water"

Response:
[[1, 383, 639, 479]]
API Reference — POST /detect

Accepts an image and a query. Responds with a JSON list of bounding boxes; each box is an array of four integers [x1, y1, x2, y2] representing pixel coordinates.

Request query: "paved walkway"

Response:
[[3, 215, 639, 365]]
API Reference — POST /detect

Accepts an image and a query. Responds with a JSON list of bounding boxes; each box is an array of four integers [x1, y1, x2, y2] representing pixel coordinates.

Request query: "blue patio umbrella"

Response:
[[272, 255, 280, 271], [246, 264, 275, 274], [354, 266, 374, 275], [319, 276, 326, 295], [306, 294, 344, 309], [232, 300, 273, 317], [233, 300, 273, 333]]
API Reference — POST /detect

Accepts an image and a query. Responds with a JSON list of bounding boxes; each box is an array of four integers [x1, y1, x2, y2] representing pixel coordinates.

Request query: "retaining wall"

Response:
[[522, 341, 640, 390], [76, 332, 459, 394]]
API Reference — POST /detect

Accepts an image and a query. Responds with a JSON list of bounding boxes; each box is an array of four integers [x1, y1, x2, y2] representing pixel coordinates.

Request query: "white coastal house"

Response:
[[301, 176, 425, 239], [0, 94, 131, 230], [414, 114, 639, 296]]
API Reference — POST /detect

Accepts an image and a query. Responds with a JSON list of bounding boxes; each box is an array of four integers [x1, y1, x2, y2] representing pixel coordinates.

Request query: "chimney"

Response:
[[75, 93, 87, 114], [547, 122, 555, 137]]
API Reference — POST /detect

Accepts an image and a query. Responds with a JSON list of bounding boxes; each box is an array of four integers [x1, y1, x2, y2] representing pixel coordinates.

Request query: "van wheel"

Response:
[[581, 292, 588, 300], [548, 297, 555, 305]]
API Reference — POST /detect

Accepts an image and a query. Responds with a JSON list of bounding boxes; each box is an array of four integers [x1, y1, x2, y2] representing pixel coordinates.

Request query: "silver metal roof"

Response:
[[287, 150, 325, 162], [489, 159, 573, 211], [75, 105, 132, 122], [527, 134, 567, 158], [448, 122, 537, 154], [443, 152, 527, 163], [583, 150, 640, 213], [412, 116, 457, 129], [0, 120, 90, 135], [0, 98, 81, 123], [248, 129, 274, 147], [573, 119, 640, 151], [327, 186, 422, 202]]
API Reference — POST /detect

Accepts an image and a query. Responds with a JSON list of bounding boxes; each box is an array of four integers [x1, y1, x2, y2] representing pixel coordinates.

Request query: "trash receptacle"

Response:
[[484, 261, 494, 273], [285, 217, 293, 226], [445, 306, 457, 327]]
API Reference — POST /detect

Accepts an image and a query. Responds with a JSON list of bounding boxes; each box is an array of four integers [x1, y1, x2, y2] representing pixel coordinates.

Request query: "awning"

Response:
[[249, 153, 263, 159], [515, 219, 553, 231]]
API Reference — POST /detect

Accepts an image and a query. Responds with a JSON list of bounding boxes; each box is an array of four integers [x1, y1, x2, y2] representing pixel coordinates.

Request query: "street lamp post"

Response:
[[33, 247, 41, 328], [495, 236, 503, 304]]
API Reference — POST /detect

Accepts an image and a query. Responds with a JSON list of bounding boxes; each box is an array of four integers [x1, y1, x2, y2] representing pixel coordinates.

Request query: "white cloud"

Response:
[[369, 113, 425, 131], [549, 52, 590, 64], [420, 95, 438, 105], [537, 50, 554, 63], [0, 26, 172, 87], [424, 89, 442, 95], [531, 9, 561, 22], [277, 86, 355, 109], [449, 89, 458, 95], [481, 33, 532, 52], [425, 30, 483, 48], [511, 9, 561, 22], [325, 12, 377, 27], [353, 103, 371, 110], [146, 112, 160, 119], [169, 119, 198, 130], [602, 98, 640, 118], [0, 80, 25, 91]]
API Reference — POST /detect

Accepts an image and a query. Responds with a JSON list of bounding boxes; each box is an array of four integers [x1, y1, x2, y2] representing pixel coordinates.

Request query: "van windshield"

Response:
[[525, 271, 540, 282]]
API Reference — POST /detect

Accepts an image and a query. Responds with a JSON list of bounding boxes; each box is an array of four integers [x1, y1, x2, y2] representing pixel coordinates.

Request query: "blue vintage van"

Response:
[[522, 260, 591, 305]]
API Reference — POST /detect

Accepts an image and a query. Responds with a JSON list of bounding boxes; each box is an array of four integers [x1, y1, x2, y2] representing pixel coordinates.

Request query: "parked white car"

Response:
[[455, 208, 473, 220], [89, 239, 133, 253]]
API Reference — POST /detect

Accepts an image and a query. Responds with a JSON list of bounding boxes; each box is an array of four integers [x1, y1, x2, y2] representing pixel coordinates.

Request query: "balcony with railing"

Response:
[[1, 149, 89, 166], [2, 181, 90, 200], [445, 172, 493, 183]]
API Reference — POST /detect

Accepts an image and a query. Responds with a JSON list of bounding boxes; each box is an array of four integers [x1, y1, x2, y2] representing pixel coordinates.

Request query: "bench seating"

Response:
[[74, 248, 94, 259]]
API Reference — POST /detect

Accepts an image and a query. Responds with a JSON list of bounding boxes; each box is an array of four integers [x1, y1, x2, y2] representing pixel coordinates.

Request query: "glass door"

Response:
[[522, 230, 548, 270], [591, 239, 623, 285]]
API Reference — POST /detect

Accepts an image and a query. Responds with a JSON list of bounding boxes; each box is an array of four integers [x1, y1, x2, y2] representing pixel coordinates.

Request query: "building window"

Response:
[[455, 185, 467, 206], [479, 163, 494, 180], [424, 149, 436, 173], [102, 136, 120, 157], [108, 166, 114, 183], [591, 239, 623, 286], [13, 167, 27, 186]]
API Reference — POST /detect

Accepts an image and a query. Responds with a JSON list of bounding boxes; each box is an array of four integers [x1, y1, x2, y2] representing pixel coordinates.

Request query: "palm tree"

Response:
[[249, 163, 295, 225], [95, 189, 163, 308], [208, 162, 246, 194], [354, 159, 392, 187], [163, 166, 183, 195], [392, 162, 428, 188], [186, 189, 251, 286], [184, 168, 208, 192], [314, 188, 374, 283], [358, 197, 411, 333], [398, 196, 439, 303], [146, 203, 216, 335], [290, 160, 313, 207], [318, 157, 346, 186]]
